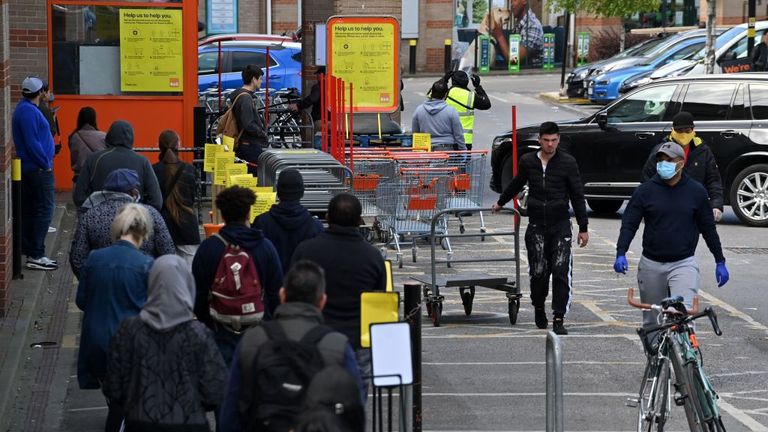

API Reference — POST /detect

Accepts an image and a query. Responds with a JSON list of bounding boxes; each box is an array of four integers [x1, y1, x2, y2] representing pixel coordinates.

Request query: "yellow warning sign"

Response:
[[119, 9, 183, 92]]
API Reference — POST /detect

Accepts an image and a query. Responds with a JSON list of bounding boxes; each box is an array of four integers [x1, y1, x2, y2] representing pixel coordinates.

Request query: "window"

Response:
[[721, 30, 767, 62], [749, 83, 768, 119], [198, 52, 219, 75], [681, 83, 736, 120], [230, 50, 277, 73], [731, 84, 747, 120], [607, 85, 676, 123], [666, 43, 704, 64]]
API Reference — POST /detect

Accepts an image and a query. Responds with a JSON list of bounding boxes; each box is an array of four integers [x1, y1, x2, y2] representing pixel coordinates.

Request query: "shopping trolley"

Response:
[[443, 151, 489, 235]]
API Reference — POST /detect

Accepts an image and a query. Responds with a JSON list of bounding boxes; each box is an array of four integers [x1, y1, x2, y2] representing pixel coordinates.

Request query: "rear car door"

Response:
[[231, 49, 284, 91], [564, 84, 680, 198], [197, 50, 222, 92]]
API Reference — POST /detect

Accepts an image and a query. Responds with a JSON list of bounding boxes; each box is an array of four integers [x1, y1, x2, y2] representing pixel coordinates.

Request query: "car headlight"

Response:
[[492, 136, 506, 151], [576, 69, 589, 79]]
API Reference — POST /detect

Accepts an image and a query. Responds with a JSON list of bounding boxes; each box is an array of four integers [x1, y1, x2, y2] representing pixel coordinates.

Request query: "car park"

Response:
[[491, 73, 768, 227], [198, 34, 302, 94], [586, 37, 706, 103]]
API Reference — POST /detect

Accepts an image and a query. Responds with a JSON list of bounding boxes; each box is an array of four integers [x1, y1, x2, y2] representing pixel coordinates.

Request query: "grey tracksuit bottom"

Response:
[[637, 255, 700, 328]]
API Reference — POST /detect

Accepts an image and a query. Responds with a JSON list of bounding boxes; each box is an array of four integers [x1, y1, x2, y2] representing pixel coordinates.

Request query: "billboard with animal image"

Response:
[[453, 0, 545, 71]]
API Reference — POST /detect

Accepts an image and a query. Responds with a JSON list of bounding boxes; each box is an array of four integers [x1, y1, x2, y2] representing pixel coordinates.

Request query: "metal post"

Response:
[[559, 12, 570, 94], [265, 47, 270, 128], [705, 0, 716, 74], [404, 283, 422, 432], [546, 331, 564, 432], [320, 73, 327, 152], [748, 1, 756, 58], [11, 159, 22, 280], [409, 40, 417, 75], [349, 82, 354, 170], [444, 39, 452, 73]]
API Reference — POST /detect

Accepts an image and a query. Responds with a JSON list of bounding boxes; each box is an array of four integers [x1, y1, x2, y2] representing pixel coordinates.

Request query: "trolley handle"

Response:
[[399, 167, 459, 174], [627, 288, 700, 315]]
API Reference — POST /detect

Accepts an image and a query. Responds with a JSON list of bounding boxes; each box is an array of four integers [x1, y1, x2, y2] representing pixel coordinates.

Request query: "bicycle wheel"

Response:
[[670, 337, 705, 432], [685, 363, 726, 432], [638, 357, 670, 432]]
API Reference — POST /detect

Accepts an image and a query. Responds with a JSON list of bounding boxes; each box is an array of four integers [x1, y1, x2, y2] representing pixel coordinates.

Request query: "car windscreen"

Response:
[[639, 41, 705, 66], [692, 26, 743, 60], [626, 38, 668, 57], [617, 38, 665, 58]]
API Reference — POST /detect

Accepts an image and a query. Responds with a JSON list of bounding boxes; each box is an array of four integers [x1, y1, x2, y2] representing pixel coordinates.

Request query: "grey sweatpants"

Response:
[[637, 255, 700, 328]]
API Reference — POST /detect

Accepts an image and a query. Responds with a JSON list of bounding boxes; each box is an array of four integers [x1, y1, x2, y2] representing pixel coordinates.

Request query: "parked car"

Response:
[[586, 37, 706, 103], [565, 36, 666, 98], [490, 73, 768, 227], [198, 34, 302, 94]]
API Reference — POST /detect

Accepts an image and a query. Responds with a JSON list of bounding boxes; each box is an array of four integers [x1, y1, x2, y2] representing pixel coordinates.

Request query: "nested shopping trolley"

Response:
[[442, 150, 489, 235], [377, 166, 458, 268]]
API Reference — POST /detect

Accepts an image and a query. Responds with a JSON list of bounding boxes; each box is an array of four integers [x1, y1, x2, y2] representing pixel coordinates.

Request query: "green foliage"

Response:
[[472, 0, 488, 24], [547, 0, 661, 17]]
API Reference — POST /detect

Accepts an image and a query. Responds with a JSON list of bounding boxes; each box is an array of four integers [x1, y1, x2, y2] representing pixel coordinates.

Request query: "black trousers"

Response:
[[524, 220, 573, 316]]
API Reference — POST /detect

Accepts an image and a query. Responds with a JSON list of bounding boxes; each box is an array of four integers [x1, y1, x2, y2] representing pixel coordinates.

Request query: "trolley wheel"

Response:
[[441, 238, 450, 250], [508, 299, 520, 325], [430, 302, 443, 327], [397, 254, 403, 269], [412, 247, 418, 263], [459, 224, 466, 234], [480, 227, 486, 242], [461, 286, 476, 316], [425, 300, 433, 318]]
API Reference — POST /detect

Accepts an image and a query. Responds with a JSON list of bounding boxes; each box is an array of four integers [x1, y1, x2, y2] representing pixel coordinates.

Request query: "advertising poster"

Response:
[[119, 9, 183, 92], [508, 34, 520, 72], [543, 33, 554, 69], [452, 0, 544, 71], [327, 16, 400, 113], [577, 32, 590, 66], [207, 0, 238, 34], [478, 35, 491, 73]]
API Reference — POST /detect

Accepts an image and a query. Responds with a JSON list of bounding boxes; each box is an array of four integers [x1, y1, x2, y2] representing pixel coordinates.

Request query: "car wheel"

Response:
[[587, 199, 623, 214], [730, 164, 768, 227], [501, 154, 528, 216]]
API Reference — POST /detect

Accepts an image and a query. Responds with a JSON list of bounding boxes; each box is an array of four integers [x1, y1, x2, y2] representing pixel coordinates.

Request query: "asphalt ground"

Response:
[[2, 74, 767, 431]]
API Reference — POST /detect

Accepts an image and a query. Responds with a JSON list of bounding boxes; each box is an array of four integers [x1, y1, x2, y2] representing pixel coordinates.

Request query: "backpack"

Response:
[[216, 92, 250, 148], [209, 233, 264, 329], [246, 321, 333, 432]]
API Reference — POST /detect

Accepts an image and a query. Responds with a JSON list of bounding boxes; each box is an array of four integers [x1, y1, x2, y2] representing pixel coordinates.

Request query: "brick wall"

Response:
[[417, 0, 452, 72], [0, 0, 11, 316], [8, 0, 47, 100], [239, 0, 266, 33]]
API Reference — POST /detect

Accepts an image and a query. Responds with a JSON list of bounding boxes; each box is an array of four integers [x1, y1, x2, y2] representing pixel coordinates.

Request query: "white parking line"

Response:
[[718, 399, 768, 431], [424, 361, 643, 366]]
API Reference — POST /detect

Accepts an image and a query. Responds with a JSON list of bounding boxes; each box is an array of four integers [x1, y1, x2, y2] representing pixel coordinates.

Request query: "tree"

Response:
[[546, 0, 661, 18]]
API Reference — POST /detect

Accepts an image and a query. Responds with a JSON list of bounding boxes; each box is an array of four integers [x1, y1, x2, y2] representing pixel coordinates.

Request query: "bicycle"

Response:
[[626, 288, 726, 432]]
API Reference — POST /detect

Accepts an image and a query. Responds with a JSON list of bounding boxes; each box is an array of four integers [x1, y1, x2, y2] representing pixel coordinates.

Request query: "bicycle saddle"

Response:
[[660, 296, 687, 314]]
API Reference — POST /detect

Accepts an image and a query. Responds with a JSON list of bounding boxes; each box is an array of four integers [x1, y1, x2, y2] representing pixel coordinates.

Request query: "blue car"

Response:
[[587, 37, 705, 103], [198, 35, 302, 94]]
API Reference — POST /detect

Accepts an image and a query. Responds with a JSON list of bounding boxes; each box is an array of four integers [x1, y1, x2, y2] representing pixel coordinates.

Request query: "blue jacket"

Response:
[[252, 201, 323, 273], [192, 223, 283, 324], [75, 240, 154, 389], [12, 98, 55, 172], [617, 174, 725, 263]]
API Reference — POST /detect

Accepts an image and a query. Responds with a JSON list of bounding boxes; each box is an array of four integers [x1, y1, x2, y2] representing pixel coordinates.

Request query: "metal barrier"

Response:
[[546, 331, 564, 432]]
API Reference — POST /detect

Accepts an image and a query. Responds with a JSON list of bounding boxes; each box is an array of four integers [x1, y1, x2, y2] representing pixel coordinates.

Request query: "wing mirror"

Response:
[[596, 112, 608, 130]]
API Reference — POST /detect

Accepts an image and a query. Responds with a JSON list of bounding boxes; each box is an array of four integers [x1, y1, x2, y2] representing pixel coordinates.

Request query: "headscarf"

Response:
[[140, 255, 196, 331]]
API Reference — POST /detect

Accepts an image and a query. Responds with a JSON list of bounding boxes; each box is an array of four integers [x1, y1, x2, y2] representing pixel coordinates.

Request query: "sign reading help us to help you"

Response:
[[119, 9, 183, 92], [327, 16, 400, 113]]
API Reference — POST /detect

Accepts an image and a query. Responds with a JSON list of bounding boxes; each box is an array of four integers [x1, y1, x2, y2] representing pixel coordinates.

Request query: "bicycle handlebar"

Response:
[[627, 288, 722, 336]]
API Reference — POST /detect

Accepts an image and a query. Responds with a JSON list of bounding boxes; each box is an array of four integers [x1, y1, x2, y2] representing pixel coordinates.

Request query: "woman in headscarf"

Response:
[[103, 255, 228, 432]]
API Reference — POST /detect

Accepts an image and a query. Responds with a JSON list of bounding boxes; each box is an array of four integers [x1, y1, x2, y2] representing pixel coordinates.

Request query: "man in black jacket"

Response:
[[641, 111, 724, 221], [752, 32, 768, 71], [230, 64, 268, 174], [291, 193, 386, 377], [615, 143, 730, 329], [491, 121, 589, 335], [252, 169, 323, 273]]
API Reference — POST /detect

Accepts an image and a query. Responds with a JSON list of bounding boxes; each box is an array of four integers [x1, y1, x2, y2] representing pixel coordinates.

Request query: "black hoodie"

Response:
[[251, 201, 323, 273], [192, 223, 283, 325], [73, 120, 163, 210]]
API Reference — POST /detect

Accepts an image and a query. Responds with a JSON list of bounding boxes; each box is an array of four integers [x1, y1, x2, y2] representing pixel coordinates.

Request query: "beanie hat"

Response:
[[451, 71, 469, 88], [672, 111, 695, 129], [103, 169, 140, 193], [276, 169, 304, 201]]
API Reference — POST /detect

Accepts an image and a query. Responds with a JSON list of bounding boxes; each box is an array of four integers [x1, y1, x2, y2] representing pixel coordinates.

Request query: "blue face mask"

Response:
[[656, 161, 679, 180]]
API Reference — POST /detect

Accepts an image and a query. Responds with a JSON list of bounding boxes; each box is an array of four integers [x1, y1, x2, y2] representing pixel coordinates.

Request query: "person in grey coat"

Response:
[[73, 120, 163, 210], [411, 79, 466, 151], [68, 106, 106, 183]]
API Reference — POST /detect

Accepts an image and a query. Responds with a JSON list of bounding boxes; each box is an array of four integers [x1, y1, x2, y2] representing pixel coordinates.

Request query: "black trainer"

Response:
[[534, 307, 548, 329], [553, 317, 568, 335]]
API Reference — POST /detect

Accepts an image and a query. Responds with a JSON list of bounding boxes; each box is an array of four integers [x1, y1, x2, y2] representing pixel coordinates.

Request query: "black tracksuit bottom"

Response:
[[524, 220, 573, 317]]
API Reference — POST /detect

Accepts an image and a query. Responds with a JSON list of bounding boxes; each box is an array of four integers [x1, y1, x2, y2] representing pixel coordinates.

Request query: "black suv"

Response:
[[490, 73, 768, 227]]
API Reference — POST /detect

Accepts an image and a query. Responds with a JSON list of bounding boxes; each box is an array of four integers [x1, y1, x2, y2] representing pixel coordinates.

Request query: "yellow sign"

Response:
[[226, 163, 248, 183], [327, 16, 400, 113], [203, 144, 220, 173], [119, 9, 183, 92], [213, 152, 235, 186], [412, 133, 432, 152], [229, 174, 258, 189], [251, 187, 277, 217], [359, 292, 399, 348]]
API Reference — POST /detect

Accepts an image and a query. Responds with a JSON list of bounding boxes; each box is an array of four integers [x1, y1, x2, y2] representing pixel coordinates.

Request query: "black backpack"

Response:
[[246, 321, 333, 432]]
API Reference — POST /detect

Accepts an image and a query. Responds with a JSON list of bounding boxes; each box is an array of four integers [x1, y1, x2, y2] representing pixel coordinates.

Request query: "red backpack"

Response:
[[210, 234, 265, 330]]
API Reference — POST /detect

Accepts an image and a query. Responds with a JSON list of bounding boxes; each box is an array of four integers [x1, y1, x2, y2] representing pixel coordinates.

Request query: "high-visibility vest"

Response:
[[446, 86, 475, 145]]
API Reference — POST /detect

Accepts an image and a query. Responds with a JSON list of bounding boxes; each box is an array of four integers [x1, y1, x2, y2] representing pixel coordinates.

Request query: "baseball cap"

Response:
[[103, 169, 140, 193], [672, 111, 695, 130], [656, 142, 686, 160], [21, 77, 44, 95]]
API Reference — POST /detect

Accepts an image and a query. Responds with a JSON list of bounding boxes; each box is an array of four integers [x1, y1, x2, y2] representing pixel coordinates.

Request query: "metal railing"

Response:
[[546, 331, 564, 432]]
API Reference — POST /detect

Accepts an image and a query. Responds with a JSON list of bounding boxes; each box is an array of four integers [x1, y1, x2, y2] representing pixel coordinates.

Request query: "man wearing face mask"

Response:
[[615, 143, 729, 331], [641, 112, 724, 221]]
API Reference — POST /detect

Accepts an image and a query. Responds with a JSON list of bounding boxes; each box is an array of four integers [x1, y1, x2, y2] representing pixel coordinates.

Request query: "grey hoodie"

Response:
[[140, 255, 195, 331], [73, 120, 163, 210], [411, 99, 466, 150]]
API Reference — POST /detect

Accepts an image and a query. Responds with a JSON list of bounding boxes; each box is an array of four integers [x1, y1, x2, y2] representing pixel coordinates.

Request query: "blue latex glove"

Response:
[[614, 255, 628, 274], [716, 262, 729, 287]]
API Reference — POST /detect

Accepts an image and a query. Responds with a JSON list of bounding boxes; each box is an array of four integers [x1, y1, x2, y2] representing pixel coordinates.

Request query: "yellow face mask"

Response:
[[670, 130, 695, 146]]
